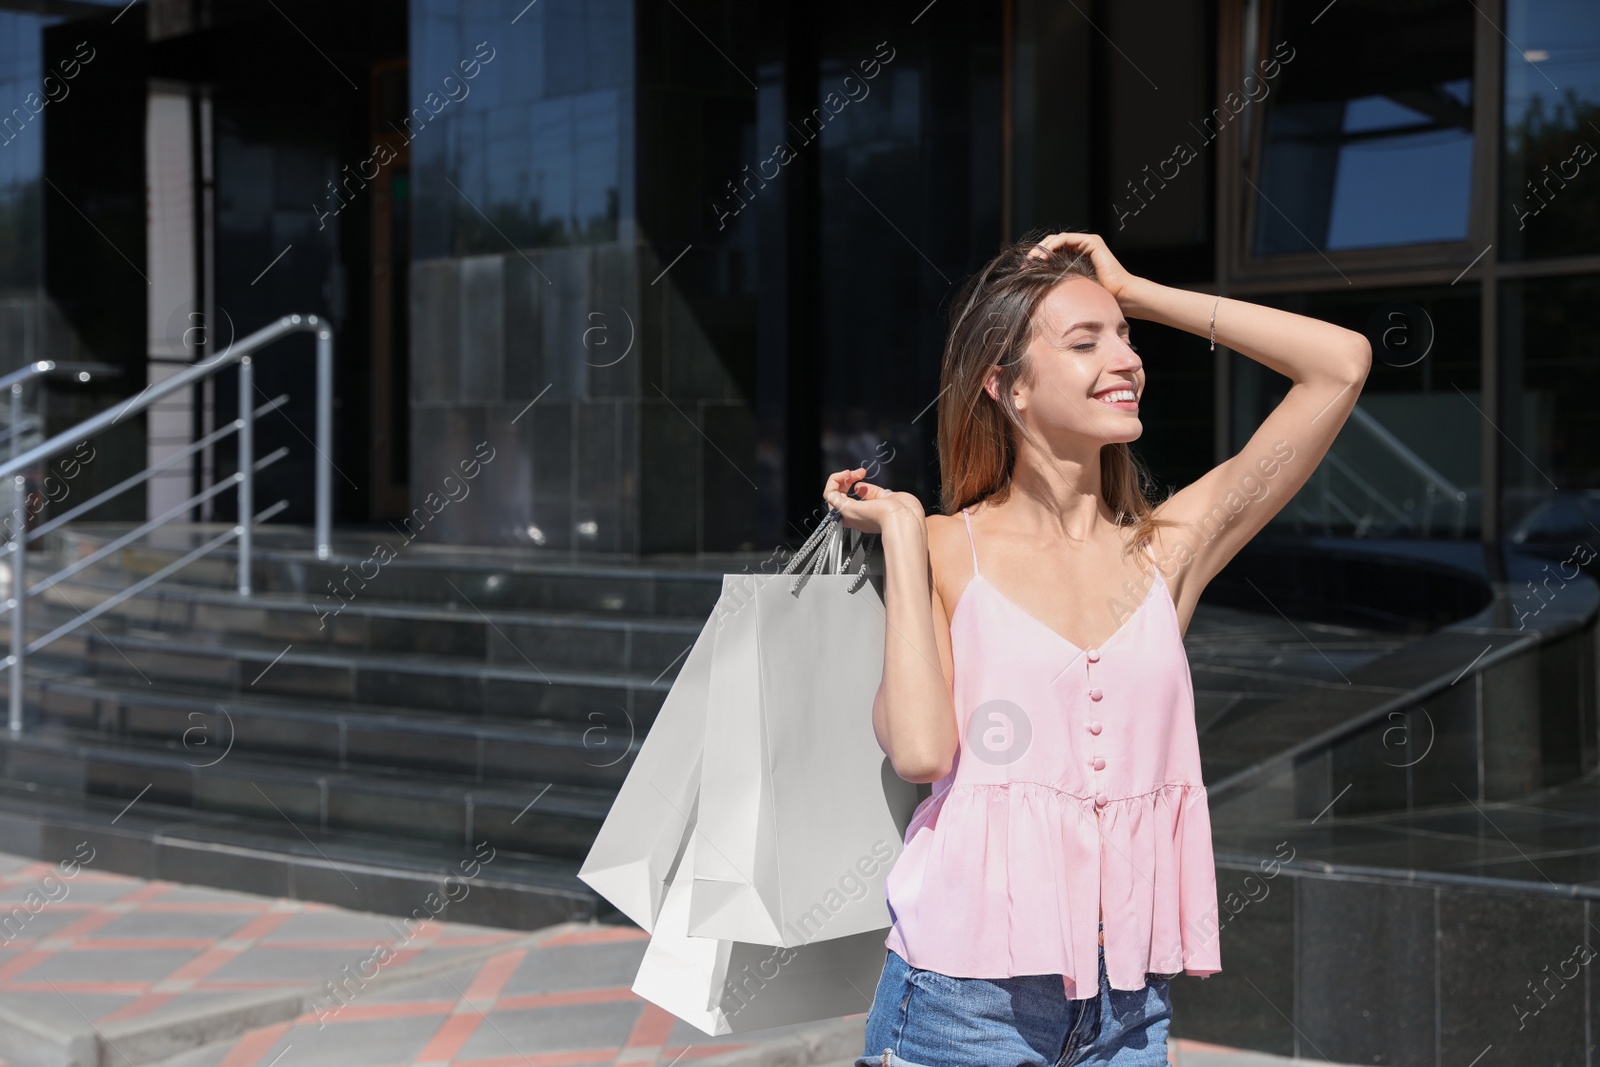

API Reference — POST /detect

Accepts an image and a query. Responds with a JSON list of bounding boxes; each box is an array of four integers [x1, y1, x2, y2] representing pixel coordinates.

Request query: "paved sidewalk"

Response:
[[0, 850, 1349, 1067], [0, 860, 521, 1035], [150, 924, 786, 1067], [0, 849, 819, 1066]]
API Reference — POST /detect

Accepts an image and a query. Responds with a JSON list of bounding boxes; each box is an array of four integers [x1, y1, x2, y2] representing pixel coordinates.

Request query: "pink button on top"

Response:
[[1086, 649, 1101, 663], [1088, 721, 1103, 735], [1089, 688, 1104, 701]]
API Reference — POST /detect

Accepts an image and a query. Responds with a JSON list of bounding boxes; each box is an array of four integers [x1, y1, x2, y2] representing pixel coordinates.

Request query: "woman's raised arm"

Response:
[[1120, 276, 1370, 601]]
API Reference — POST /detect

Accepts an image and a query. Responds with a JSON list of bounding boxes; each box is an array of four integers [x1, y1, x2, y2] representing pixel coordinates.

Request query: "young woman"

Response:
[[823, 231, 1371, 1067]]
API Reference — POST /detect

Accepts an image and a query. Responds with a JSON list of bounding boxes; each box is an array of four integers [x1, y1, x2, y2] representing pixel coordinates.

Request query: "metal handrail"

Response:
[[1344, 405, 1469, 511], [0, 360, 120, 392], [26, 448, 290, 600], [3, 314, 334, 733], [0, 361, 60, 393], [1, 359, 116, 460], [1285, 403, 1472, 538], [1321, 451, 1414, 528], [18, 395, 288, 546], [0, 422, 37, 449]]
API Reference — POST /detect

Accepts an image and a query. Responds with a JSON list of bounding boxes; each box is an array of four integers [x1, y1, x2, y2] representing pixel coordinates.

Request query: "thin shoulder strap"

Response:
[[1139, 535, 1164, 579], [960, 507, 980, 576]]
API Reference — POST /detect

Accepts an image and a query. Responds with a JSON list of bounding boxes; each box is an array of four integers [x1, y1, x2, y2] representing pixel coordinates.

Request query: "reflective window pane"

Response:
[[1250, 3, 1474, 256], [0, 12, 56, 293], [1500, 275, 1600, 548], [817, 15, 1001, 513], [1501, 0, 1600, 260], [1237, 287, 1481, 540], [410, 0, 632, 259]]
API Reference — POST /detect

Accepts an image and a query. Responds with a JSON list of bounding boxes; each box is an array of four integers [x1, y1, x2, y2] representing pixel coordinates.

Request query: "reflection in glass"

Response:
[[1500, 275, 1600, 548], [1502, 0, 1600, 259], [816, 19, 1000, 512], [409, 0, 631, 259], [1237, 288, 1481, 540], [1250, 2, 1473, 256], [0, 12, 56, 293]]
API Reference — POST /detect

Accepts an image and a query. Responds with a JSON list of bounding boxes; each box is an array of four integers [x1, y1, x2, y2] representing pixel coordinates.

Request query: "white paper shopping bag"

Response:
[[577, 613, 722, 932], [687, 516, 920, 947], [632, 834, 888, 1036]]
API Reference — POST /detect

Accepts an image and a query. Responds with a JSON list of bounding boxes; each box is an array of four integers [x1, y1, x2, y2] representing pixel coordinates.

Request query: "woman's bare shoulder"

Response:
[[921, 511, 974, 602], [922, 511, 965, 554]]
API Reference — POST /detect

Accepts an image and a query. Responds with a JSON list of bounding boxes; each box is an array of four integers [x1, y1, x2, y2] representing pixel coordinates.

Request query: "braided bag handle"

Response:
[[781, 508, 877, 594]]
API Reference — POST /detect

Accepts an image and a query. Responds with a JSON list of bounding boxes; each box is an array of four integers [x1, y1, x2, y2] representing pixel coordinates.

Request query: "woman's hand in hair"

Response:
[[823, 467, 925, 536], [1027, 232, 1138, 301]]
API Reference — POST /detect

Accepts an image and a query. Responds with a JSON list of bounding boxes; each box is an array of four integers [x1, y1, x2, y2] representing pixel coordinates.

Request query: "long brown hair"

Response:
[[936, 232, 1179, 566]]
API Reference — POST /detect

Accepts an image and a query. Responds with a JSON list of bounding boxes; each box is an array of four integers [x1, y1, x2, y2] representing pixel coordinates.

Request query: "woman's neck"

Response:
[[994, 447, 1117, 542]]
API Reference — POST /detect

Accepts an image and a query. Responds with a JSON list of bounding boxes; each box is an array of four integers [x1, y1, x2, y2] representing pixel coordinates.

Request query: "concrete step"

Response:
[[0, 723, 614, 860], [26, 667, 638, 791], [51, 523, 738, 617], [22, 619, 672, 728], [0, 777, 607, 927], [34, 567, 703, 679]]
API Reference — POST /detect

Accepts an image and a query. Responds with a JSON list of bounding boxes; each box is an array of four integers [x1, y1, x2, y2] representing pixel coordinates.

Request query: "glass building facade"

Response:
[[0, 0, 1596, 558]]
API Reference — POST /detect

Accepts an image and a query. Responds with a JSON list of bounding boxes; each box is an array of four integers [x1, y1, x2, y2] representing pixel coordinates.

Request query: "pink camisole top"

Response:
[[882, 508, 1222, 999]]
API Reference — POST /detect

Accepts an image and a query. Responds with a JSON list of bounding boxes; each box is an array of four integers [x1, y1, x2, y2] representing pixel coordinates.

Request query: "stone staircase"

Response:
[[0, 524, 742, 927]]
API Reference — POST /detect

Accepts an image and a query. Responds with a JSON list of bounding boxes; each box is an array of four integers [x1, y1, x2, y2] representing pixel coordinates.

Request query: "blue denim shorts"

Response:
[[853, 941, 1173, 1067]]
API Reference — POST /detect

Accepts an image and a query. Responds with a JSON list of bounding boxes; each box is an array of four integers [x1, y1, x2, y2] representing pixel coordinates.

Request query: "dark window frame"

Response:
[[1227, 0, 1491, 287]]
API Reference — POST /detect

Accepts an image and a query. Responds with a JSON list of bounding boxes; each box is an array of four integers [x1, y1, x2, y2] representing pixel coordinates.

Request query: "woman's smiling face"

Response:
[[991, 276, 1145, 450]]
